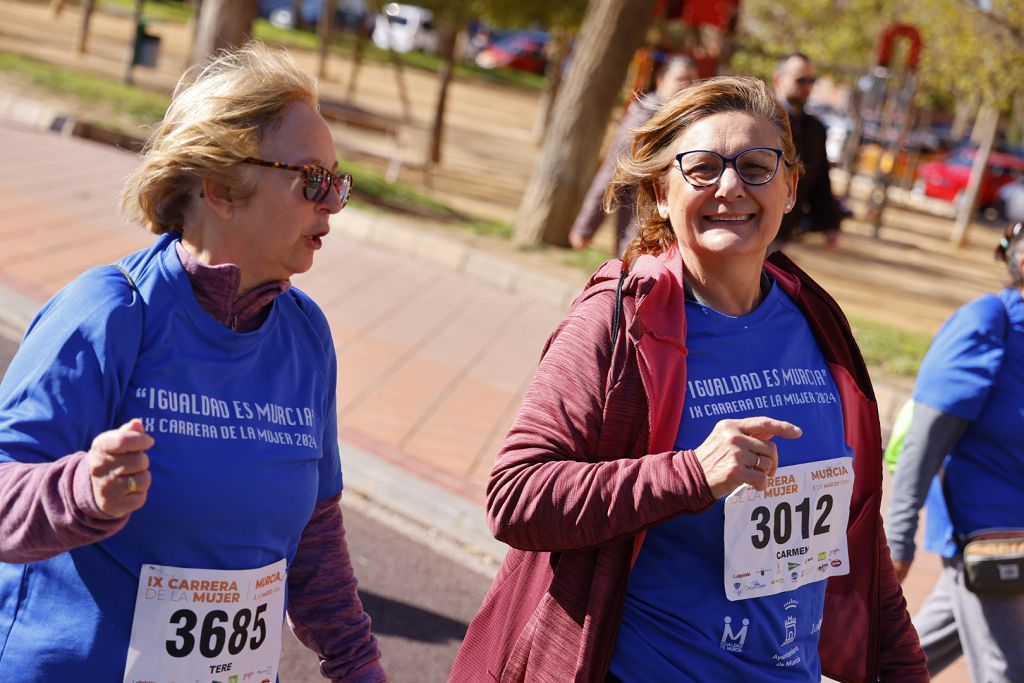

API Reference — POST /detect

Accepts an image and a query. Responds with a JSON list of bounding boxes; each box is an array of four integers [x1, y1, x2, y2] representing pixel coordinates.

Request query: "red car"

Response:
[[915, 147, 1024, 208], [474, 31, 548, 75]]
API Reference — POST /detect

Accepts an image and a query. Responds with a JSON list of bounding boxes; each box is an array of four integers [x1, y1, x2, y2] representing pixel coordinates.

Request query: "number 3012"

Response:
[[750, 495, 833, 549]]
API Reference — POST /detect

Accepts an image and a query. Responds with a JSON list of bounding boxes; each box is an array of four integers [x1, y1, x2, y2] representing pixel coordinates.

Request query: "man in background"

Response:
[[773, 53, 844, 251]]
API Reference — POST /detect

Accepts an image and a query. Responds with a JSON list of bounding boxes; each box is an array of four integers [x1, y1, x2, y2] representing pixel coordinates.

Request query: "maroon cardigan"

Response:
[[450, 246, 926, 682]]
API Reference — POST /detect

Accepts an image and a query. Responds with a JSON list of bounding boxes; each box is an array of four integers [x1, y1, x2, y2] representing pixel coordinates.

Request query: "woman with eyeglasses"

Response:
[[884, 221, 1024, 682], [451, 77, 925, 682], [0, 44, 384, 681]]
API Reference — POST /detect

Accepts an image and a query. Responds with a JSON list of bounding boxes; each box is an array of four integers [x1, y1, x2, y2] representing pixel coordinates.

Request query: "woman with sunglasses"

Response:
[[884, 221, 1024, 682], [0, 44, 383, 681], [452, 77, 925, 682]]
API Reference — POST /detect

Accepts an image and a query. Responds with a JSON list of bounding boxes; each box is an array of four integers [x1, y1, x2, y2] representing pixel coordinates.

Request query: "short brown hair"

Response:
[[120, 42, 319, 234], [606, 76, 802, 266]]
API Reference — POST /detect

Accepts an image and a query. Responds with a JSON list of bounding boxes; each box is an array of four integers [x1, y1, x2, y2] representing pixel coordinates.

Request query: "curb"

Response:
[[338, 439, 506, 569], [333, 210, 584, 311]]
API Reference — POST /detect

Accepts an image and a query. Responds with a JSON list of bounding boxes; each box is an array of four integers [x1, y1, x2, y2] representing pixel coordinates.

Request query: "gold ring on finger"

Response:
[[755, 455, 762, 470], [126, 475, 138, 495]]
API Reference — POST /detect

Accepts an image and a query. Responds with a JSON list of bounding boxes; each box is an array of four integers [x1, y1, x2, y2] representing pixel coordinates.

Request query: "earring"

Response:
[[657, 205, 669, 219]]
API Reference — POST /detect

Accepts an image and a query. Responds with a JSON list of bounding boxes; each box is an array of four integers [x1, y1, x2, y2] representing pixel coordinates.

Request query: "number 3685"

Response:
[[165, 603, 268, 659]]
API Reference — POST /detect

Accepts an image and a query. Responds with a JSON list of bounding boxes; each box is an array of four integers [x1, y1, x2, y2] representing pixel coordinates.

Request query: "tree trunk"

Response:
[[74, 0, 96, 54], [122, 0, 144, 84], [514, 0, 656, 248], [191, 0, 256, 67], [346, 27, 367, 99], [427, 23, 459, 166], [950, 105, 999, 248], [950, 95, 975, 143], [532, 27, 572, 144], [317, 0, 332, 79], [386, 47, 414, 122]]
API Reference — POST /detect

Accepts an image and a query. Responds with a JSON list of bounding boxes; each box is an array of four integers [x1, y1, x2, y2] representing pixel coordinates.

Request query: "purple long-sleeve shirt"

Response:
[[0, 241, 384, 681]]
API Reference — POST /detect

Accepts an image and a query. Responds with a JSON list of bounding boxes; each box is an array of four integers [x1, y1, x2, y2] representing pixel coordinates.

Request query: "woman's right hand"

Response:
[[87, 418, 154, 517], [693, 417, 803, 499]]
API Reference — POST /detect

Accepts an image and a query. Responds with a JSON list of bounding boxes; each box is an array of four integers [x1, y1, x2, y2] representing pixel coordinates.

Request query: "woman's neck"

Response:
[[683, 257, 767, 316], [179, 230, 265, 297]]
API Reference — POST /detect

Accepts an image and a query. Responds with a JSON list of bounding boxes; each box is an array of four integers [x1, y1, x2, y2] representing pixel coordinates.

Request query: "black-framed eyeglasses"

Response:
[[675, 147, 785, 188], [242, 157, 352, 207]]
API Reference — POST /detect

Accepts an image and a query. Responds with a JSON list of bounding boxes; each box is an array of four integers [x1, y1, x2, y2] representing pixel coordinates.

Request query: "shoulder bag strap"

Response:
[[610, 269, 627, 346]]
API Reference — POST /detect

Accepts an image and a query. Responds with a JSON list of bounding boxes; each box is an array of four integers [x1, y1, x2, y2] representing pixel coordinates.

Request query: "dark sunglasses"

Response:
[[242, 157, 352, 207], [795, 76, 817, 86], [675, 148, 784, 188]]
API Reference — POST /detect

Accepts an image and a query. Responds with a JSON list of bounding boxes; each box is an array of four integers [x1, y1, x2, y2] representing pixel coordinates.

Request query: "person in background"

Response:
[[569, 55, 700, 256], [0, 43, 385, 682], [772, 53, 843, 251], [885, 221, 1024, 682], [452, 76, 925, 682]]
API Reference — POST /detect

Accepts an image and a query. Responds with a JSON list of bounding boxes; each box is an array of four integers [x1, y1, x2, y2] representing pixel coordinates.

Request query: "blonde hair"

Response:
[[120, 42, 319, 234], [606, 76, 803, 266]]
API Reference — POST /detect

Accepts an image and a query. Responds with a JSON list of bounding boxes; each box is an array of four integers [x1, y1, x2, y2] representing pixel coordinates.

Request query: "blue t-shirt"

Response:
[[610, 281, 853, 682], [913, 289, 1024, 536], [0, 234, 343, 679]]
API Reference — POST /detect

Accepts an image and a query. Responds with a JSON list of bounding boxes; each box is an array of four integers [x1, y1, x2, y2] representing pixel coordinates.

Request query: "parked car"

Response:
[[257, 0, 368, 31], [371, 3, 438, 53], [913, 146, 1024, 208], [474, 30, 549, 75]]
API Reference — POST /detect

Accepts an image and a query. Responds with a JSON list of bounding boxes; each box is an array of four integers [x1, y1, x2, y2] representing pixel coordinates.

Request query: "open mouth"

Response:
[[306, 232, 327, 249], [705, 214, 755, 223]]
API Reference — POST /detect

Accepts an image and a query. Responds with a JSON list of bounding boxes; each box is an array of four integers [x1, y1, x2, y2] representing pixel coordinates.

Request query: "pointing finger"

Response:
[[736, 416, 803, 440]]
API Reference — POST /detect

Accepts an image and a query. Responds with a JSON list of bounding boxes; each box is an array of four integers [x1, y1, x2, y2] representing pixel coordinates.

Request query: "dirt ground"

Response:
[[0, 0, 1010, 342]]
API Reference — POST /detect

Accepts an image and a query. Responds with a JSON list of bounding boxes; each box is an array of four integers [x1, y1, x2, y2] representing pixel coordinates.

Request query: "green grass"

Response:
[[848, 314, 931, 379], [99, 0, 195, 23], [0, 51, 170, 126]]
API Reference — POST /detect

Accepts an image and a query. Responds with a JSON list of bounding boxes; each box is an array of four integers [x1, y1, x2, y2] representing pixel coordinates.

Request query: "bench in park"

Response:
[[319, 98, 409, 183]]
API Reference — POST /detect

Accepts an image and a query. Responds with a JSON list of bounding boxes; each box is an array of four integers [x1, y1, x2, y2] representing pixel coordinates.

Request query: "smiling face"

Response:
[[231, 100, 342, 285], [655, 110, 797, 270]]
